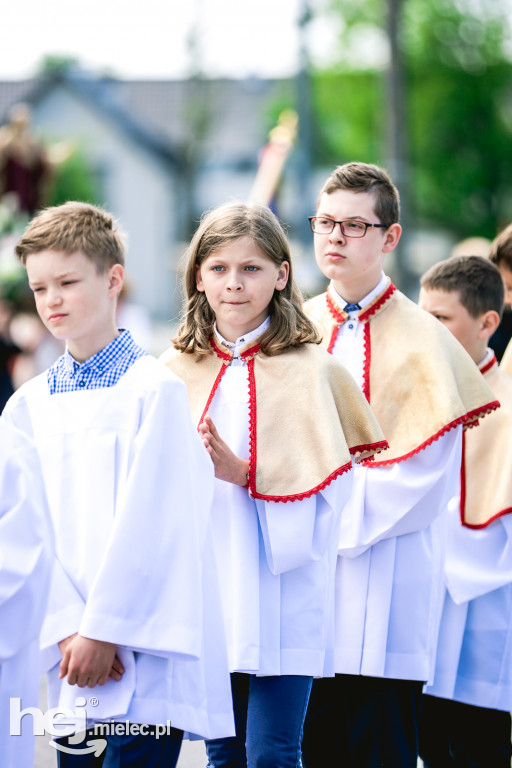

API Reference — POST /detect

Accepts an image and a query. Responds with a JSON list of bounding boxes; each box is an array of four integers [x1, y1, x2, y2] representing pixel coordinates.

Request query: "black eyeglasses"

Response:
[[309, 217, 388, 238]]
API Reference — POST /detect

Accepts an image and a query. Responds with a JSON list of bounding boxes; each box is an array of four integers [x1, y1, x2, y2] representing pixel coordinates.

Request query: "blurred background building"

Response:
[[1, 0, 512, 364]]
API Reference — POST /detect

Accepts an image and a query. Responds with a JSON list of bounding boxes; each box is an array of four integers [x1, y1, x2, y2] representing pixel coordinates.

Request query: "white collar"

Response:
[[331, 272, 388, 310], [214, 316, 270, 355]]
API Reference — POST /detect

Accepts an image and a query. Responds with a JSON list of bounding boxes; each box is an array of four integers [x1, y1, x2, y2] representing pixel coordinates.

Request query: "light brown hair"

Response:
[[173, 201, 321, 356], [317, 162, 400, 228], [15, 201, 126, 271], [489, 223, 512, 272]]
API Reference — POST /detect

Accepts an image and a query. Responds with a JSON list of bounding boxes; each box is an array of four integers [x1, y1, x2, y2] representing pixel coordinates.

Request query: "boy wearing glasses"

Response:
[[301, 162, 497, 768]]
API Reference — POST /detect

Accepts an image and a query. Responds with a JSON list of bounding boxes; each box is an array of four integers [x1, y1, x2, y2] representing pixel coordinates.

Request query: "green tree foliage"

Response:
[[45, 148, 99, 208], [37, 55, 79, 76], [316, 0, 512, 238]]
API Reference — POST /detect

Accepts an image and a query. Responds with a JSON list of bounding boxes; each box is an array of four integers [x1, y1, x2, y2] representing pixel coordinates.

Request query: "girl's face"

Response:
[[195, 235, 289, 343]]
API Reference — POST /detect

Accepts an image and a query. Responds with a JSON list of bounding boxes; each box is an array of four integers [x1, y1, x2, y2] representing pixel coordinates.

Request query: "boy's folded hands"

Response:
[[58, 633, 125, 688]]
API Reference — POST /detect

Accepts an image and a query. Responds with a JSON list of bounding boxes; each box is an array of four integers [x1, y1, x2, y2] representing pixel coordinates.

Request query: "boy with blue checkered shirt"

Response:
[[2, 202, 233, 767]]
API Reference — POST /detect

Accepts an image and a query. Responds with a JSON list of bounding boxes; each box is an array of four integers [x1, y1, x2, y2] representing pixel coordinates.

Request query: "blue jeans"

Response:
[[205, 672, 313, 768], [55, 724, 183, 767]]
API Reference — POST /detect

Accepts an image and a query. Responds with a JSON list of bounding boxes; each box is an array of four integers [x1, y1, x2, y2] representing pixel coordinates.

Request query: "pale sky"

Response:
[[0, 0, 342, 80]]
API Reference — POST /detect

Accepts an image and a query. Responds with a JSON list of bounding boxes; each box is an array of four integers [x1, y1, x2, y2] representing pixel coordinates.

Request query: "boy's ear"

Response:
[[108, 264, 124, 297], [382, 223, 402, 253], [478, 309, 500, 340]]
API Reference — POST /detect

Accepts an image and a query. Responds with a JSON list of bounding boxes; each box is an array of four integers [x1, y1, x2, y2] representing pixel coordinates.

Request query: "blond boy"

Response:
[[3, 202, 233, 766]]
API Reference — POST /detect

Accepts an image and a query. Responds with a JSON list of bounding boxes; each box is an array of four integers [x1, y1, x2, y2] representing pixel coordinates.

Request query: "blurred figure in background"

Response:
[[489, 224, 512, 365], [0, 103, 51, 217], [0, 297, 21, 409]]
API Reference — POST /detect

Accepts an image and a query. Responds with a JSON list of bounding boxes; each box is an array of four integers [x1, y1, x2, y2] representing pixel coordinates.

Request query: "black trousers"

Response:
[[419, 693, 512, 767], [55, 724, 183, 768], [301, 673, 423, 768]]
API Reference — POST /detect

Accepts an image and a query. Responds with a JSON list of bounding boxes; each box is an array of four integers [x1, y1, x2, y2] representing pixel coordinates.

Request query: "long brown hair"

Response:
[[173, 202, 321, 356]]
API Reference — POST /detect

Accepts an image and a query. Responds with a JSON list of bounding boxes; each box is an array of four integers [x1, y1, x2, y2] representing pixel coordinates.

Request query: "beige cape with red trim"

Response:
[[462, 355, 512, 527], [502, 338, 512, 377], [161, 340, 388, 502], [305, 282, 499, 466]]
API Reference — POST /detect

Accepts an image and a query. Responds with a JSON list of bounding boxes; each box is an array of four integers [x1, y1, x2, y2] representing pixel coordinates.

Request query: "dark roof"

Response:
[[0, 73, 294, 168]]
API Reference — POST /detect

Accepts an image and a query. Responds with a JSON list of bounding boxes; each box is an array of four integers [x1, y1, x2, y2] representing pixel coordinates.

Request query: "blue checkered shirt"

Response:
[[47, 330, 148, 395]]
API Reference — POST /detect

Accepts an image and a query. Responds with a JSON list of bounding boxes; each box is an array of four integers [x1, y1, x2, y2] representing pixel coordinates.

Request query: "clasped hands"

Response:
[[58, 633, 125, 688]]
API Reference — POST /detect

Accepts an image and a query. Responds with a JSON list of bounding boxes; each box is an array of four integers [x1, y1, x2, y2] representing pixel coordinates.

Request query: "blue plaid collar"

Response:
[[62, 330, 134, 376], [48, 329, 147, 394]]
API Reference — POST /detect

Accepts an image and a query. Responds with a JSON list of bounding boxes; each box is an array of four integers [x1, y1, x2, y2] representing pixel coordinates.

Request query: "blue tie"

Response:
[[343, 303, 361, 313]]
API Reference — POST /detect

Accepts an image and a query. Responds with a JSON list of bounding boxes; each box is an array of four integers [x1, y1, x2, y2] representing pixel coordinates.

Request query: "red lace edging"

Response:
[[246, 357, 257, 492], [241, 343, 261, 361], [362, 400, 500, 467], [198, 363, 228, 427], [326, 291, 346, 324], [350, 439, 389, 457], [327, 325, 339, 354], [249, 461, 353, 503], [209, 337, 232, 362], [362, 322, 371, 403], [358, 282, 396, 322]]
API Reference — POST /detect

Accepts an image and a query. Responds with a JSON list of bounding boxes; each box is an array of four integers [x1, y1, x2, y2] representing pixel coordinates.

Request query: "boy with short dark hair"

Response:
[[3, 201, 233, 766], [418, 255, 512, 768], [301, 163, 497, 768]]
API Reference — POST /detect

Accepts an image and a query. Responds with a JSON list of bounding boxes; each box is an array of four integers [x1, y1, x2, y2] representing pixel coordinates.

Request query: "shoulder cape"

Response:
[[461, 354, 512, 527], [161, 338, 388, 502], [305, 280, 499, 467]]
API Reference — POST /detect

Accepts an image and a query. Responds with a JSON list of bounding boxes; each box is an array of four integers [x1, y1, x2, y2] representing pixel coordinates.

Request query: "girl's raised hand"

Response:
[[199, 414, 249, 487]]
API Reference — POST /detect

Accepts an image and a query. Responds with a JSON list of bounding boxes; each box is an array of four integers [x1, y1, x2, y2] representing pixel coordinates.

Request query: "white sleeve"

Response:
[[338, 426, 462, 557], [444, 500, 512, 604], [0, 421, 54, 663], [256, 471, 352, 575], [79, 378, 214, 660], [39, 557, 86, 672]]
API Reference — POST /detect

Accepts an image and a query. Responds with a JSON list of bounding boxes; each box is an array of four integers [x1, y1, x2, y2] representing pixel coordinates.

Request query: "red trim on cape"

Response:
[[249, 461, 354, 503], [350, 440, 389, 457], [463, 507, 512, 529], [362, 322, 371, 403], [358, 282, 397, 322], [327, 326, 339, 355], [246, 357, 257, 494], [199, 364, 227, 427], [459, 386, 512, 528], [209, 336, 232, 362], [362, 400, 501, 468], [480, 354, 497, 376], [201, 338, 352, 502], [459, 430, 467, 526], [326, 291, 347, 324], [241, 344, 261, 361]]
